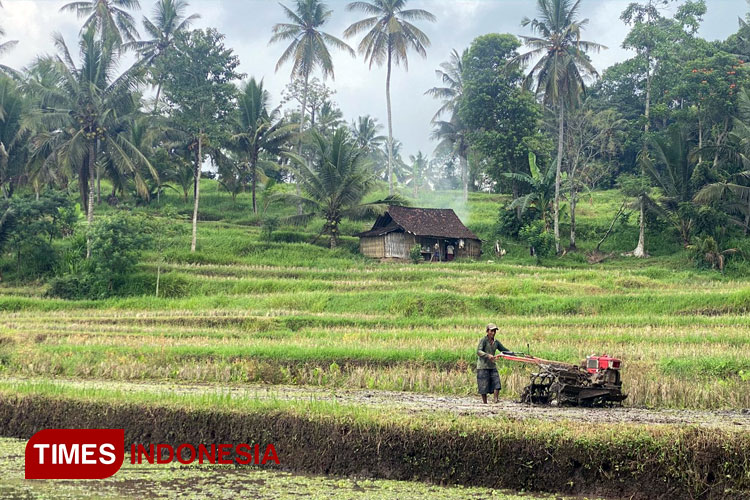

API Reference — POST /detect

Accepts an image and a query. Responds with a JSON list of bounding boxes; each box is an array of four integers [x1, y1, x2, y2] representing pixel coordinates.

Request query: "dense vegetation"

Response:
[[0, 0, 749, 286], [1, 1, 749, 498]]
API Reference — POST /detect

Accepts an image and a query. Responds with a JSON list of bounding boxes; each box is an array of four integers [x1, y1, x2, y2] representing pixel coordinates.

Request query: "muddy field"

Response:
[[0, 437, 587, 500], [5, 377, 749, 430]]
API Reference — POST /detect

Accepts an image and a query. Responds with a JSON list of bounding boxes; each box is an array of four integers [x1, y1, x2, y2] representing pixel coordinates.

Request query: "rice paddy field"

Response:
[[1, 184, 749, 499]]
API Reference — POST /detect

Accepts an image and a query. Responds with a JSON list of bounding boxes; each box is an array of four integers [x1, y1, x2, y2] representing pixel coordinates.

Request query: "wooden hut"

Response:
[[358, 206, 481, 261]]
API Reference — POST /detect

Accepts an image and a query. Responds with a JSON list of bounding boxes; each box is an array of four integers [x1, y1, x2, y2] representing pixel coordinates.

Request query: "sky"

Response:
[[0, 0, 746, 160]]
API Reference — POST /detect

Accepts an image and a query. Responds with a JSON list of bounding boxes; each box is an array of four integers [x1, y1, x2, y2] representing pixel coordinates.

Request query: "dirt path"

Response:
[[4, 377, 749, 429]]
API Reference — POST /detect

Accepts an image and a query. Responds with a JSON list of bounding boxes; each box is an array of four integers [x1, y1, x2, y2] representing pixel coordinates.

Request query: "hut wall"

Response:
[[385, 232, 414, 259], [359, 236, 385, 258], [457, 239, 482, 258]]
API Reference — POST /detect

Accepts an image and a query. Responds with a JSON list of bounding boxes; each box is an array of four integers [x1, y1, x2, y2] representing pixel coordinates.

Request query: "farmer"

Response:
[[477, 323, 509, 404]]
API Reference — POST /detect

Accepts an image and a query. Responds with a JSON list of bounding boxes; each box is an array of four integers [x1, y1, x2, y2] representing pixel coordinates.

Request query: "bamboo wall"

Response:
[[457, 239, 482, 258], [359, 236, 385, 258], [385, 233, 414, 259]]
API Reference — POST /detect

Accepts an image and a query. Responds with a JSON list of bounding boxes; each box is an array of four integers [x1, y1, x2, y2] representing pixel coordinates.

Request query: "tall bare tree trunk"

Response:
[[569, 182, 577, 250], [461, 152, 468, 203], [294, 72, 310, 216], [632, 47, 651, 259], [86, 140, 96, 259], [553, 103, 564, 254], [386, 44, 394, 196], [191, 133, 202, 253]]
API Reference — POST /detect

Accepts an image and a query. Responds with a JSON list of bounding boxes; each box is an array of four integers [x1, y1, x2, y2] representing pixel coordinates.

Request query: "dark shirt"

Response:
[[476, 336, 508, 370]]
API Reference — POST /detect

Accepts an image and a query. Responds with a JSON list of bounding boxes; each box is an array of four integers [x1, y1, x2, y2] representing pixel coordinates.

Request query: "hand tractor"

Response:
[[497, 351, 627, 407]]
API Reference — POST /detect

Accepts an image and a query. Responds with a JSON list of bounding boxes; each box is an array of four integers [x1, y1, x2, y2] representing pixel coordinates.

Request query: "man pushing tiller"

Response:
[[476, 324, 628, 406], [476, 323, 509, 404]]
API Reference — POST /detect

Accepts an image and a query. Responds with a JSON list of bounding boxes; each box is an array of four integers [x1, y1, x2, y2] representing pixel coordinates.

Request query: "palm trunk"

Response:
[[296, 72, 310, 216], [461, 152, 468, 203], [713, 117, 729, 168], [155, 262, 161, 298], [80, 165, 88, 219], [698, 115, 703, 164], [95, 137, 101, 204], [191, 133, 202, 253], [553, 103, 564, 254], [330, 227, 338, 249], [86, 140, 96, 259], [251, 158, 258, 215], [569, 182, 577, 251], [152, 80, 163, 115], [413, 165, 418, 199], [386, 44, 394, 196]]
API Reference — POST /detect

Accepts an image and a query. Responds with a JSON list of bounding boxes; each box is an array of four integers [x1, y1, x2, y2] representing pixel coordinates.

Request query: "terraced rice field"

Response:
[[2, 235, 750, 410]]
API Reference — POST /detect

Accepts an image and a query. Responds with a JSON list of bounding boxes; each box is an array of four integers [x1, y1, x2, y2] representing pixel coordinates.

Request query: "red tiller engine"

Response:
[[585, 354, 622, 374]]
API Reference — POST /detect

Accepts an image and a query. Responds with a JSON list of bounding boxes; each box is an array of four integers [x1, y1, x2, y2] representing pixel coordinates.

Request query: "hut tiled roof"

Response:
[[358, 206, 479, 240]]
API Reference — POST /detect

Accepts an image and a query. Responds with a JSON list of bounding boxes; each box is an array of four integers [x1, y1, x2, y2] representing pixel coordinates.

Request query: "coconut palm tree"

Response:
[[233, 78, 297, 214], [129, 0, 199, 113], [641, 126, 696, 246], [270, 0, 353, 153], [510, 0, 605, 253], [405, 150, 427, 198], [344, 0, 436, 195], [351, 115, 386, 155], [0, 75, 27, 199], [26, 27, 153, 257], [278, 128, 402, 248], [424, 48, 465, 122], [270, 0, 353, 214], [60, 0, 141, 45], [431, 114, 469, 201]]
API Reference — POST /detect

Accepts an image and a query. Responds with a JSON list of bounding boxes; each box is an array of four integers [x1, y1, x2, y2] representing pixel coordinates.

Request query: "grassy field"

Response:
[[1, 182, 750, 498]]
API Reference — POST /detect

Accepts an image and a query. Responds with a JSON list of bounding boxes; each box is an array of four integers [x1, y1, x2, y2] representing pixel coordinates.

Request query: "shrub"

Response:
[[46, 274, 93, 300], [48, 212, 151, 299], [409, 244, 423, 264], [495, 205, 538, 239], [519, 221, 555, 262], [261, 217, 280, 241], [687, 236, 737, 272], [1, 192, 74, 280]]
